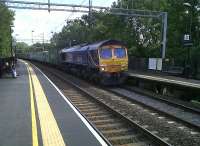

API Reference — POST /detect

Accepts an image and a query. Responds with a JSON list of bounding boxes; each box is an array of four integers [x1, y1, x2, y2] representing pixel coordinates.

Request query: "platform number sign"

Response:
[[183, 34, 193, 47], [184, 34, 190, 41]]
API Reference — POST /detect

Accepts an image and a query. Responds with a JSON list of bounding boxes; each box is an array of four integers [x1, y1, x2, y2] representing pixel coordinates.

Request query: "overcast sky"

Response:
[[13, 0, 116, 45]]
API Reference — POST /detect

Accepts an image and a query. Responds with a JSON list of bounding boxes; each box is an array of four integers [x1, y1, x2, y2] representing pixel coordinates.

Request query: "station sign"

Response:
[[183, 34, 193, 47]]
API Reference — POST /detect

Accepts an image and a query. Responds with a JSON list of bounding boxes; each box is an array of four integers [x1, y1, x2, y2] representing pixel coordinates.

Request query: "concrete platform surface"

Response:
[[0, 60, 108, 146], [128, 71, 200, 89]]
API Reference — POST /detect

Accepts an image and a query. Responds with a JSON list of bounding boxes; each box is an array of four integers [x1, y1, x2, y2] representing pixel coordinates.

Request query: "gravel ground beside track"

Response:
[[109, 88, 200, 128], [88, 89, 200, 146], [124, 85, 200, 112]]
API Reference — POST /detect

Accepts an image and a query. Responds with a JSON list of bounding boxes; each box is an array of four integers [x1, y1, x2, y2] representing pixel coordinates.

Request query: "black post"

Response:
[[10, 25, 13, 57], [187, 48, 190, 67], [48, 0, 50, 12], [88, 0, 92, 28], [0, 58, 2, 78]]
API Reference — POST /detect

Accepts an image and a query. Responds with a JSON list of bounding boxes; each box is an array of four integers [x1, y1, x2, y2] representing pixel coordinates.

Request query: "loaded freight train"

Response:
[[23, 40, 129, 85]]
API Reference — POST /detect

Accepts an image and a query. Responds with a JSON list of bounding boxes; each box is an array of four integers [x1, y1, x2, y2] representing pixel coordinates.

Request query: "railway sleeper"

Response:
[[87, 114, 114, 120], [78, 106, 100, 110], [70, 99, 90, 103], [116, 141, 152, 146], [68, 95, 86, 99], [92, 119, 121, 125], [84, 111, 108, 116], [74, 103, 95, 107], [72, 101, 91, 105], [102, 129, 136, 138], [108, 134, 141, 145], [73, 101, 94, 105], [96, 123, 125, 131], [63, 93, 80, 96], [80, 109, 106, 113]]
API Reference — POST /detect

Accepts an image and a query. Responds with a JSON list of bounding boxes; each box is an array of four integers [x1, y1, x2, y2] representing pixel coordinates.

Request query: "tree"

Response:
[[50, 0, 166, 58], [30, 42, 53, 52], [50, 0, 200, 61], [15, 42, 29, 54], [0, 3, 14, 58]]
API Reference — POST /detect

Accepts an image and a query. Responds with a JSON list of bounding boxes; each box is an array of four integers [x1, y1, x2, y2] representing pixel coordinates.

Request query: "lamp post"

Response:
[[183, 2, 194, 77], [51, 31, 56, 46], [42, 32, 44, 51], [31, 30, 34, 44], [10, 25, 14, 57], [14, 34, 19, 57]]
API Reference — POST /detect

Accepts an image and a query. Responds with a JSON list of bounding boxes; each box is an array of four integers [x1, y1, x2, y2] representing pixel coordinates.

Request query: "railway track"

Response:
[[123, 85, 200, 114], [108, 86, 200, 130], [32, 63, 169, 146], [58, 83, 157, 146], [32, 62, 200, 146]]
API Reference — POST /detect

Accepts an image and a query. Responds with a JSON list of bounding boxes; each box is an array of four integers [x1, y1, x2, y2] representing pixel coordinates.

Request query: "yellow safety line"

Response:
[[28, 64, 66, 146], [27, 64, 39, 146]]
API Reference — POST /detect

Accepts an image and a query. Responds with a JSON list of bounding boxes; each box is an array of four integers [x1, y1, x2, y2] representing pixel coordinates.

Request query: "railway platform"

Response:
[[0, 60, 108, 146], [128, 70, 200, 89]]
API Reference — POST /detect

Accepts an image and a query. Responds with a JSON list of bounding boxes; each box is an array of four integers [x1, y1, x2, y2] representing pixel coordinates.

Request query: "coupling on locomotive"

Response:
[[25, 40, 128, 85]]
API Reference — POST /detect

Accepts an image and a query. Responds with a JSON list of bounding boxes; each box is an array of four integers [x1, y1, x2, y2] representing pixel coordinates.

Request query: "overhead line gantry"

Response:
[[0, 0, 168, 58]]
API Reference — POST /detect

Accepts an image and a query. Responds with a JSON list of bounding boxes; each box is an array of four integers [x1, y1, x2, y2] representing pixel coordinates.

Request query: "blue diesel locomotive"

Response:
[[23, 40, 129, 85]]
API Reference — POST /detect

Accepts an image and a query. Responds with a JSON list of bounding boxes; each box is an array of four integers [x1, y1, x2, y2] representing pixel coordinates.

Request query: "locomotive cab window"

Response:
[[100, 48, 112, 59], [114, 48, 126, 58]]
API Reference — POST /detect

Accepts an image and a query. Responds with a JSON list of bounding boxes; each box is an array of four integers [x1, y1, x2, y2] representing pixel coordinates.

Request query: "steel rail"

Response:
[[33, 62, 172, 146], [107, 88, 200, 132], [30, 62, 113, 146], [124, 86, 200, 115]]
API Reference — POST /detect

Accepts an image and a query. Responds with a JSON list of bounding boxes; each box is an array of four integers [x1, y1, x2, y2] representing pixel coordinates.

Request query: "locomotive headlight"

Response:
[[101, 67, 105, 71], [5, 62, 9, 66]]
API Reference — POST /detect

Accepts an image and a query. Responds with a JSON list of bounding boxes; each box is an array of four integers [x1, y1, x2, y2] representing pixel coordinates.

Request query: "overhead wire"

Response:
[[45, 0, 88, 44], [52, 0, 87, 33], [65, 0, 87, 21]]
